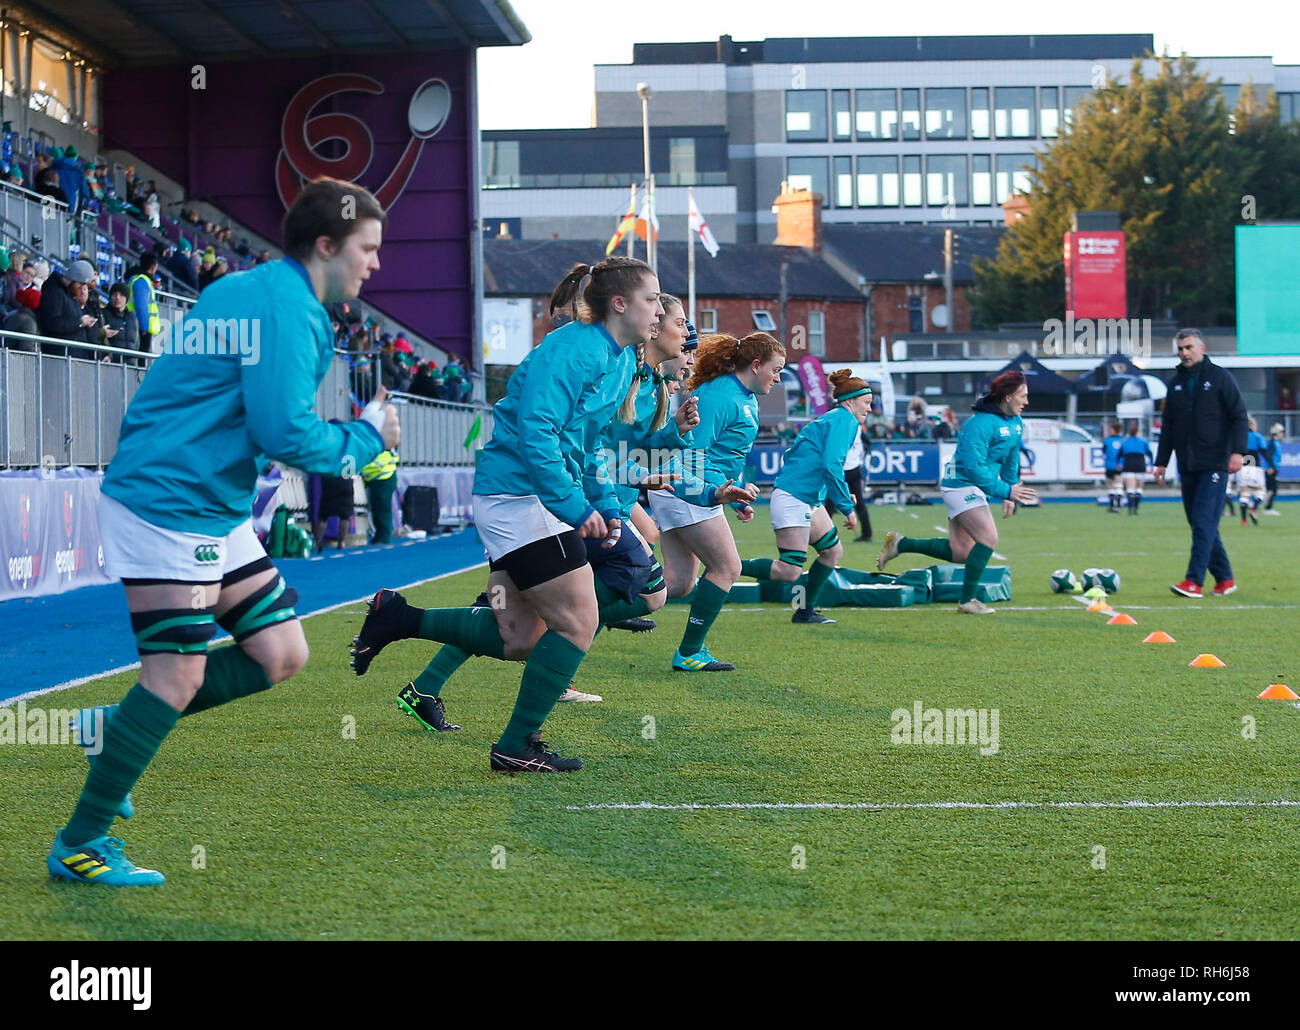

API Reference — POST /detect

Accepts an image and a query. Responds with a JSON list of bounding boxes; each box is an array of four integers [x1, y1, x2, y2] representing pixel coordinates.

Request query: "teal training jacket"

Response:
[[101, 258, 383, 536], [474, 320, 636, 528], [667, 372, 760, 507], [939, 398, 1023, 501], [773, 404, 860, 514]]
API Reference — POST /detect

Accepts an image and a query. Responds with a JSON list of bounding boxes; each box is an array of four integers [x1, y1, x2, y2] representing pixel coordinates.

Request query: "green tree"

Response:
[[972, 54, 1300, 328]]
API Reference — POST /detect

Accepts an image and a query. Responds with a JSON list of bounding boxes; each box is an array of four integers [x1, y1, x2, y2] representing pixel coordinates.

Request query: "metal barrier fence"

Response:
[[2, 332, 492, 469], [389, 392, 493, 466], [0, 182, 71, 263]]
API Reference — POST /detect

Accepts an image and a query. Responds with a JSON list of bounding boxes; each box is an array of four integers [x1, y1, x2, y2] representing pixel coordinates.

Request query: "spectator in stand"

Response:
[[256, 249, 271, 265], [908, 394, 927, 421], [443, 356, 472, 403], [164, 238, 198, 292], [933, 406, 959, 440], [2, 302, 38, 346], [198, 248, 218, 289], [127, 253, 161, 360], [6, 166, 24, 188], [35, 167, 69, 205], [102, 282, 139, 358], [143, 181, 161, 228], [1279, 385, 1297, 412], [866, 403, 890, 440], [37, 259, 100, 357], [379, 337, 406, 391], [53, 146, 87, 213], [408, 360, 439, 399]]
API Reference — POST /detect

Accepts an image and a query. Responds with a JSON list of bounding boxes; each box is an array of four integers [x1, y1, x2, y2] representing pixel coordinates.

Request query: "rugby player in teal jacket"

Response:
[[740, 369, 873, 624], [48, 178, 399, 886], [877, 370, 1038, 613], [351, 257, 664, 772], [647, 331, 782, 671]]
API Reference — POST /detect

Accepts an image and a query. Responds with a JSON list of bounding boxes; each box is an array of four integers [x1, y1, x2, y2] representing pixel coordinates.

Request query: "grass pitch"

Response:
[[2, 500, 1298, 940]]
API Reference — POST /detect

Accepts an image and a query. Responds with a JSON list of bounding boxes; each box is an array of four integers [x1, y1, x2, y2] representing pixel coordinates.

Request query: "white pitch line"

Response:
[[3, 560, 488, 707], [565, 799, 1300, 812]]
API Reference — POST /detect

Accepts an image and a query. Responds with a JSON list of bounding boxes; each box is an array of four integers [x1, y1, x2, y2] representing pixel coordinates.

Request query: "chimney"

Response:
[[772, 180, 823, 252], [1001, 192, 1031, 226]]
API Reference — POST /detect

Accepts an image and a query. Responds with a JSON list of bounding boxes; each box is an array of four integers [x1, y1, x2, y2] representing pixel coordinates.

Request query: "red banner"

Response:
[[1064, 231, 1126, 318]]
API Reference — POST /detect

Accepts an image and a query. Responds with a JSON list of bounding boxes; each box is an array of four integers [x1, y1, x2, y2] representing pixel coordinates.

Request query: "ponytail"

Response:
[[548, 256, 654, 325]]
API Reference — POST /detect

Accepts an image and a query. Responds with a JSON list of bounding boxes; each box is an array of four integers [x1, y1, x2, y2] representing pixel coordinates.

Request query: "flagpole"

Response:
[[627, 182, 636, 258], [687, 186, 696, 322], [648, 173, 657, 273]]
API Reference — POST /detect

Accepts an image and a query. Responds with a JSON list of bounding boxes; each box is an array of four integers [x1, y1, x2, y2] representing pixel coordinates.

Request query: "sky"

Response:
[[477, 0, 1298, 130]]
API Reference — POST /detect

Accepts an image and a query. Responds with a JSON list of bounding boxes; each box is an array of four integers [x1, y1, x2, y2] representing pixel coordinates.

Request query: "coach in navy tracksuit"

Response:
[[1153, 329, 1248, 598]]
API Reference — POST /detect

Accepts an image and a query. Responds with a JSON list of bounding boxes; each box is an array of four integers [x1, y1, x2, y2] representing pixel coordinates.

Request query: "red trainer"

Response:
[[1212, 579, 1237, 596], [1170, 580, 1203, 598]]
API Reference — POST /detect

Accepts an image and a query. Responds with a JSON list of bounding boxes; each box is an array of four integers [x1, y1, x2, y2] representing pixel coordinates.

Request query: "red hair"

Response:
[[987, 370, 1026, 402]]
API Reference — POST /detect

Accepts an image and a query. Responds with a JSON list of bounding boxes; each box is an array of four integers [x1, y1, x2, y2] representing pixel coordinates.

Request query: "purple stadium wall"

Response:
[[102, 52, 476, 360]]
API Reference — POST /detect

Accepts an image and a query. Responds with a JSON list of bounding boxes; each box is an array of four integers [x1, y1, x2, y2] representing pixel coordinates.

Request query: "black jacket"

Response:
[[102, 306, 140, 354], [1155, 357, 1248, 473], [36, 273, 96, 356]]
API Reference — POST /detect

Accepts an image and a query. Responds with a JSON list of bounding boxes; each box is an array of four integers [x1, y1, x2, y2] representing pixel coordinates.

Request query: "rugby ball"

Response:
[[1049, 569, 1080, 594], [1082, 568, 1120, 594]]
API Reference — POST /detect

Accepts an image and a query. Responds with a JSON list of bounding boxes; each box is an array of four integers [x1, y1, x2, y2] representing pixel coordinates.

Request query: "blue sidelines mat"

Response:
[[0, 529, 487, 702]]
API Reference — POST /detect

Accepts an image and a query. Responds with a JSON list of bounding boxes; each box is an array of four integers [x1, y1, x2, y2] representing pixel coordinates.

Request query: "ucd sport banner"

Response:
[[0, 469, 113, 601], [747, 442, 941, 484]]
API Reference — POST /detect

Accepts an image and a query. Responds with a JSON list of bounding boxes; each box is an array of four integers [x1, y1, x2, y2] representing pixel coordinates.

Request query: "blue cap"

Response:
[[682, 319, 699, 351]]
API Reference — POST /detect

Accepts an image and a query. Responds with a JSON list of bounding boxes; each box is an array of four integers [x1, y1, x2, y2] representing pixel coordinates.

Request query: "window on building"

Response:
[[926, 155, 968, 207], [971, 155, 992, 205], [1280, 93, 1300, 124], [786, 157, 829, 206], [925, 88, 967, 139], [971, 88, 991, 139], [1039, 87, 1060, 138], [807, 310, 826, 356], [482, 139, 520, 188], [669, 137, 697, 185], [994, 87, 1036, 138], [995, 153, 1035, 204], [752, 310, 777, 332], [855, 89, 898, 140], [1062, 86, 1092, 130], [902, 156, 923, 207], [833, 156, 853, 208], [908, 297, 924, 333], [785, 90, 828, 141], [696, 308, 717, 333], [1220, 85, 1241, 114], [856, 156, 899, 207], [832, 90, 852, 140], [901, 89, 922, 140]]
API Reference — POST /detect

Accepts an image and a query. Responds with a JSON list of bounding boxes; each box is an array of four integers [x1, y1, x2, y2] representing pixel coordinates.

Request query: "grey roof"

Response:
[[24, 0, 529, 67], [632, 34, 1153, 66], [822, 225, 1005, 285], [484, 238, 862, 301]]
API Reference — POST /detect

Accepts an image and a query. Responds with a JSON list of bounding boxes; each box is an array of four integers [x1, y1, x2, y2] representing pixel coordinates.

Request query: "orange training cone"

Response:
[[1189, 654, 1226, 668], [1258, 684, 1299, 700], [1143, 631, 1175, 643], [1087, 600, 1112, 612], [1107, 612, 1137, 625]]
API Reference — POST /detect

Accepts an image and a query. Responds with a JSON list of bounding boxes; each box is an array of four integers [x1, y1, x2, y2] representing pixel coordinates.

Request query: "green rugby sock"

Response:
[[64, 684, 180, 847], [497, 631, 587, 753], [899, 536, 954, 562], [678, 577, 728, 656], [961, 543, 994, 603], [417, 608, 506, 659], [740, 558, 774, 579], [599, 593, 653, 626], [181, 645, 272, 717], [412, 645, 471, 698], [805, 560, 834, 609]]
